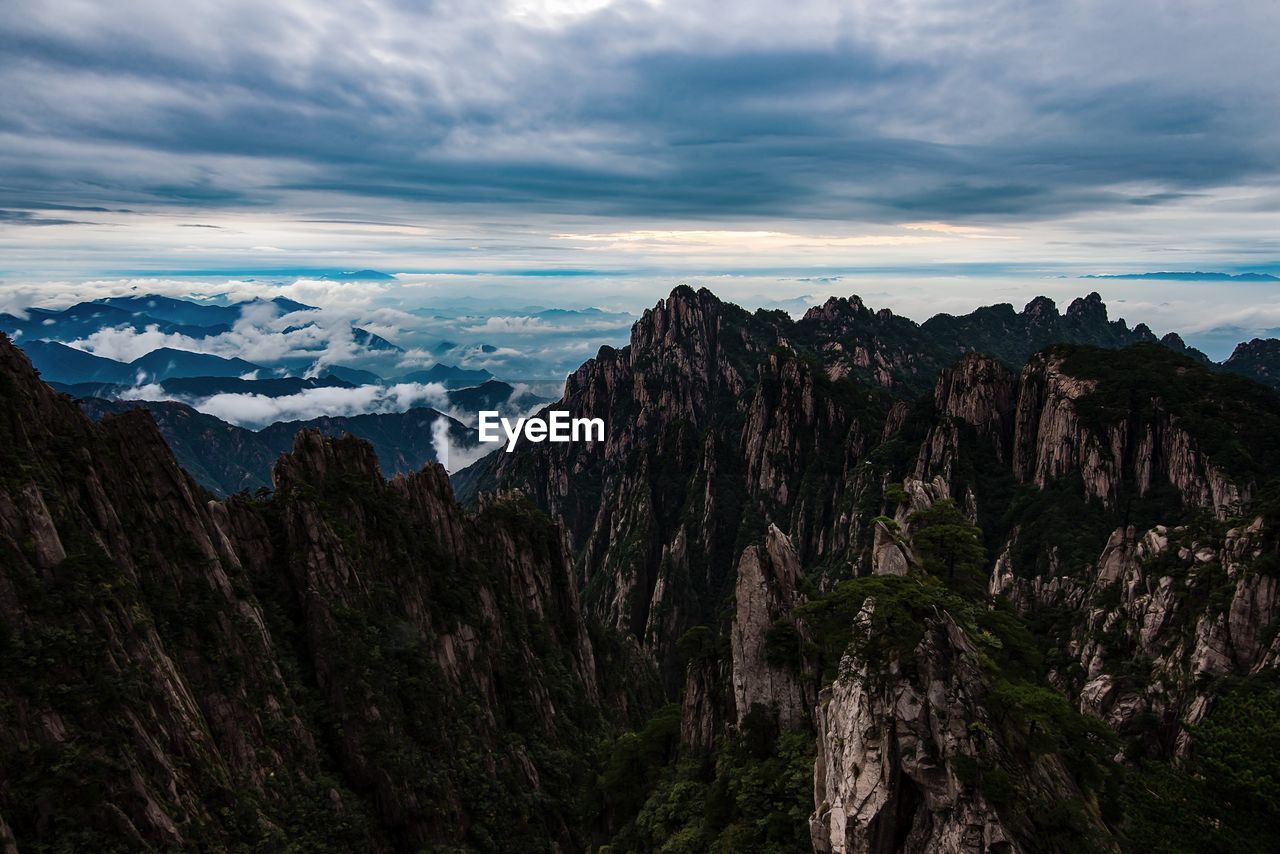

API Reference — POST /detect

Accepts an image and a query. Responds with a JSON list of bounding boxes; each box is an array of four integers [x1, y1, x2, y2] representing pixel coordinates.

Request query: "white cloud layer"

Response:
[[125, 381, 451, 429]]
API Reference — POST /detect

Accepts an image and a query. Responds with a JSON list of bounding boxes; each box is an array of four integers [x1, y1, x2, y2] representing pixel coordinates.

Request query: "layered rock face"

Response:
[[0, 333, 651, 851], [810, 608, 1007, 854], [729, 525, 810, 728], [1011, 351, 1247, 518], [994, 518, 1280, 757]]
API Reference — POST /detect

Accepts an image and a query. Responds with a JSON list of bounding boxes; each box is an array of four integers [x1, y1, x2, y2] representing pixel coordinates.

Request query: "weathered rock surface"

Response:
[[810, 601, 1103, 854], [730, 525, 810, 728]]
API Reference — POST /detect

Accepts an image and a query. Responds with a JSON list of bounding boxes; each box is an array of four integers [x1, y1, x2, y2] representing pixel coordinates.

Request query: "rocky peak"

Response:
[[632, 285, 724, 353], [1227, 338, 1280, 364], [1065, 291, 1108, 324], [273, 428, 385, 492], [1022, 295, 1059, 321], [1222, 337, 1280, 390], [802, 295, 870, 324]]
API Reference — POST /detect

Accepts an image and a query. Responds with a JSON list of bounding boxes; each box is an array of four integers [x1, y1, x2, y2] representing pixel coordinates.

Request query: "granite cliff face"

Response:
[[729, 525, 810, 730], [1010, 351, 1249, 519], [810, 607, 1107, 854]]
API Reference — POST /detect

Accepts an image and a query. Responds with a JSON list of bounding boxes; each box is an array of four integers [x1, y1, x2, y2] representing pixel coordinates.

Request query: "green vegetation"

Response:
[[604, 706, 814, 853], [909, 498, 985, 587], [1061, 343, 1280, 481], [1120, 680, 1280, 852]]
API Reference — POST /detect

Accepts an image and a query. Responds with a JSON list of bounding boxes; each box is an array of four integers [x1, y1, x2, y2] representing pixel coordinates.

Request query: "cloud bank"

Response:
[[1, 0, 1277, 285], [126, 381, 451, 429]]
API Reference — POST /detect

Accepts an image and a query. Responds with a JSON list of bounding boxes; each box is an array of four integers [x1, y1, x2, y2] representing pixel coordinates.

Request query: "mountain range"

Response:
[[77, 399, 477, 495], [15, 331, 507, 391], [1, 296, 401, 365], [2, 287, 1280, 852], [71, 378, 543, 496]]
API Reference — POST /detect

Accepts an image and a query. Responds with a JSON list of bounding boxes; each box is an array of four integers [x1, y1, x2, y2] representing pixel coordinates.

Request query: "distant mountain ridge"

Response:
[[94, 294, 311, 326], [16, 340, 266, 385], [80, 398, 475, 495], [1086, 271, 1280, 281], [400, 363, 495, 388], [130, 348, 263, 382], [446, 379, 551, 413]]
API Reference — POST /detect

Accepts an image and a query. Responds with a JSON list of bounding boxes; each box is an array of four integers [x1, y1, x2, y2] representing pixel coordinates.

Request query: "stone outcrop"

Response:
[[730, 525, 810, 728], [932, 353, 1016, 462], [993, 517, 1280, 756], [1012, 352, 1248, 518], [810, 601, 1102, 853]]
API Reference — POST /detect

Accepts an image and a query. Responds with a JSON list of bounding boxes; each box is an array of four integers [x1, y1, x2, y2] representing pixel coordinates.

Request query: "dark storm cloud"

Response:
[[1, 0, 1278, 224]]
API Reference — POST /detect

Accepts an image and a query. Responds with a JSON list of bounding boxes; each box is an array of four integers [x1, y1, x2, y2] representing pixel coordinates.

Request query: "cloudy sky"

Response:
[[3, 0, 1280, 356]]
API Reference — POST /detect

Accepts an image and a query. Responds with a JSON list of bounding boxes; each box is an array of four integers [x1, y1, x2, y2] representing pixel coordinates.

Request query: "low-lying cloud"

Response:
[[430, 416, 493, 474], [127, 381, 452, 429]]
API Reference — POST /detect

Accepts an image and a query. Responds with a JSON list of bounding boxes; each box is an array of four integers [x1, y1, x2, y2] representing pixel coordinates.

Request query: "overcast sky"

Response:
[[2, 0, 1279, 349]]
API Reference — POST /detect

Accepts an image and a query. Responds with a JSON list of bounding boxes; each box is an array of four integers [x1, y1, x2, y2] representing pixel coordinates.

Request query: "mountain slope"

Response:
[[80, 399, 477, 496], [400, 364, 495, 388], [129, 348, 264, 382], [0, 331, 655, 851], [15, 340, 136, 385], [8, 285, 1280, 852], [1223, 338, 1280, 390]]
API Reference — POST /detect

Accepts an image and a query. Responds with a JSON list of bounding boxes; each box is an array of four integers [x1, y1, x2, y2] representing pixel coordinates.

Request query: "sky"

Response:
[[3, 0, 1280, 359]]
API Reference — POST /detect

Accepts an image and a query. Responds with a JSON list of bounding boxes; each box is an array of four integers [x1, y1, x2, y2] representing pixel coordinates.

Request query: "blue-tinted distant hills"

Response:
[[399, 364, 494, 388], [1085, 271, 1280, 282], [131, 348, 263, 382], [159, 375, 354, 398], [0, 302, 228, 341], [17, 340, 138, 384], [49, 374, 362, 400], [351, 326, 403, 352], [18, 340, 266, 385], [0, 295, 320, 345], [321, 269, 396, 281], [279, 321, 403, 353], [79, 398, 473, 496], [96, 294, 314, 326], [322, 365, 386, 385], [446, 379, 550, 412]]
